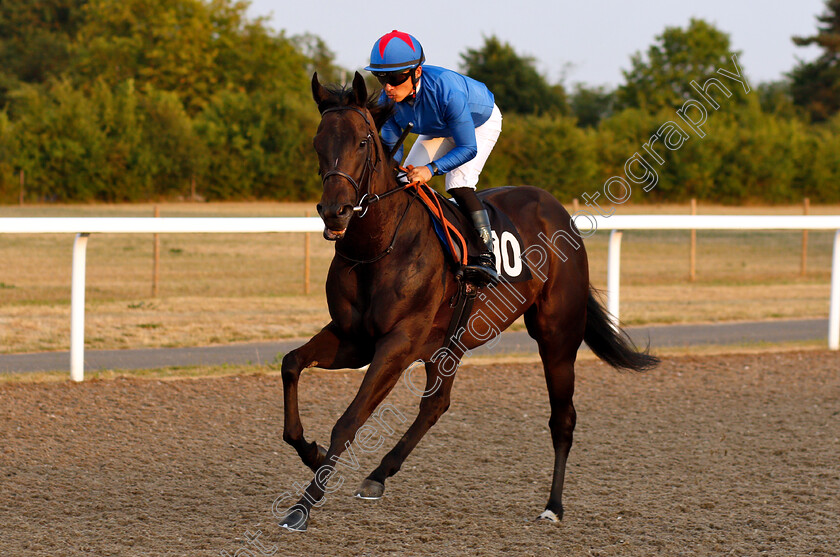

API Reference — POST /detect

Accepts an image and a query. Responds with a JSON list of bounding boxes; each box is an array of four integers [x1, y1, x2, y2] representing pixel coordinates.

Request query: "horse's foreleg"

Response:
[[281, 323, 370, 472], [279, 329, 420, 531], [357, 356, 458, 499]]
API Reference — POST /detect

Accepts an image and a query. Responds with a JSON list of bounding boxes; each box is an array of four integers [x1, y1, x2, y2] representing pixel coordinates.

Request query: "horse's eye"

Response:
[[360, 139, 368, 147]]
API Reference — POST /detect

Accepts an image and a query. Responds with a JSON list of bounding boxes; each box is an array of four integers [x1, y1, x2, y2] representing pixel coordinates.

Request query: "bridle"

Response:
[[318, 105, 381, 217], [316, 104, 418, 265]]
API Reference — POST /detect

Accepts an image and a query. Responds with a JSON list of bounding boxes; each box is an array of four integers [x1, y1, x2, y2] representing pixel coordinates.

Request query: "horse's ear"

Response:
[[352, 71, 367, 107], [312, 72, 330, 108]]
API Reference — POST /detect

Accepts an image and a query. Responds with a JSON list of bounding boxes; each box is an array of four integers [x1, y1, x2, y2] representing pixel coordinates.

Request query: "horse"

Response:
[[278, 71, 659, 532]]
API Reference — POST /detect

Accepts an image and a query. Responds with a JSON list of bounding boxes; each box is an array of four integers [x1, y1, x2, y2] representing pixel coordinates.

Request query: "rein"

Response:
[[337, 176, 467, 267]]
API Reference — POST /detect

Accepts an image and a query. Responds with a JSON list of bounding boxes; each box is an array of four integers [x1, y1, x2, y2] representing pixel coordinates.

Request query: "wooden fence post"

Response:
[[801, 197, 810, 276], [153, 206, 160, 298], [19, 170, 24, 206], [304, 210, 311, 295], [689, 198, 697, 282]]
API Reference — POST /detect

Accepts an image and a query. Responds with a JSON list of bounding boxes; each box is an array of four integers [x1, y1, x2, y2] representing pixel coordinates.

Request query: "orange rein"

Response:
[[401, 166, 468, 266]]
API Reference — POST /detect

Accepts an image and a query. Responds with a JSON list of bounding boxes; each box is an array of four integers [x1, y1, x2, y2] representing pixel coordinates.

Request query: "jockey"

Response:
[[366, 30, 502, 287]]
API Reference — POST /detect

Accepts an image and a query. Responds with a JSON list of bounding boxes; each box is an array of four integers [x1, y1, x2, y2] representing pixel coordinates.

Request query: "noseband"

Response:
[[319, 106, 381, 216]]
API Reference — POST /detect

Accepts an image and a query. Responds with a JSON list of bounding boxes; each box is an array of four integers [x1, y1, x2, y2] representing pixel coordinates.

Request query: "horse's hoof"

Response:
[[355, 479, 385, 500], [537, 509, 561, 523], [278, 507, 309, 532]]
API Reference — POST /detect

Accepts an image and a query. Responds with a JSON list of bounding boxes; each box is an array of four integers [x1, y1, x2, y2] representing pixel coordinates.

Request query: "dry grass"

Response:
[[1, 200, 837, 354]]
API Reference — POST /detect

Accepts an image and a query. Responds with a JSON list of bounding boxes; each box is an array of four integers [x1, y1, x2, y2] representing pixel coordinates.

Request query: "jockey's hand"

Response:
[[406, 164, 433, 185]]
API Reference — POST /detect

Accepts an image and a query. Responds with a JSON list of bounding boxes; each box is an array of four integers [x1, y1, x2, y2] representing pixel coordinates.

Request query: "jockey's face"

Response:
[[382, 66, 422, 103]]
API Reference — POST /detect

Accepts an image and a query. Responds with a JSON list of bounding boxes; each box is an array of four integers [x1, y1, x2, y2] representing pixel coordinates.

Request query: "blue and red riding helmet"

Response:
[[365, 30, 425, 72]]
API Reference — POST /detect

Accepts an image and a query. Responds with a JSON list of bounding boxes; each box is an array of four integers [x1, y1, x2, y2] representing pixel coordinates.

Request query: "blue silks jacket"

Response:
[[379, 65, 495, 174]]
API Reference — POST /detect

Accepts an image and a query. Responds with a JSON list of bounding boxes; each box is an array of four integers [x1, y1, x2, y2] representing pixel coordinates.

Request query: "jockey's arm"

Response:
[[429, 91, 478, 174]]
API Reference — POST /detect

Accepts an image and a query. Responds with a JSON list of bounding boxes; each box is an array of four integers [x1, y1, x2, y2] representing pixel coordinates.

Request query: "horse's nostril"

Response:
[[338, 205, 352, 217], [316, 204, 324, 216]]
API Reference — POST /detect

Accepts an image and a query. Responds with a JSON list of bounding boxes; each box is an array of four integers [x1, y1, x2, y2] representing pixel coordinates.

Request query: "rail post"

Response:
[[304, 210, 311, 295], [70, 233, 90, 381], [607, 230, 623, 329], [829, 229, 840, 350], [153, 206, 160, 297], [690, 199, 697, 282], [801, 198, 810, 276]]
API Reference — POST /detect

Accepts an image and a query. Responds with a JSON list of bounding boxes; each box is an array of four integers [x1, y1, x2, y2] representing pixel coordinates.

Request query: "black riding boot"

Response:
[[448, 187, 499, 286], [465, 208, 500, 286]]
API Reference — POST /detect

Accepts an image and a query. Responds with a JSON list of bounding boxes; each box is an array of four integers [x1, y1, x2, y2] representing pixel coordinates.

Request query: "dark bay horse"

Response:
[[278, 71, 658, 531]]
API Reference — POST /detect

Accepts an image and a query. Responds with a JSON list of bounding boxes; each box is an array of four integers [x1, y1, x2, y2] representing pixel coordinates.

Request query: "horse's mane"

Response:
[[316, 84, 395, 131]]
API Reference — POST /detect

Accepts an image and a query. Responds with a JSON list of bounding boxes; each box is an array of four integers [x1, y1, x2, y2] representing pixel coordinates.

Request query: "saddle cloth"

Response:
[[408, 184, 533, 284]]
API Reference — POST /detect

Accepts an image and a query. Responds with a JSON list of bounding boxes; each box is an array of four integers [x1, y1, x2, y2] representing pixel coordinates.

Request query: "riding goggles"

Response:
[[373, 70, 413, 87]]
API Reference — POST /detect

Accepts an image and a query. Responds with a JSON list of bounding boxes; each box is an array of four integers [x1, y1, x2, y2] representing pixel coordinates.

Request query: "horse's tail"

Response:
[[584, 287, 659, 372]]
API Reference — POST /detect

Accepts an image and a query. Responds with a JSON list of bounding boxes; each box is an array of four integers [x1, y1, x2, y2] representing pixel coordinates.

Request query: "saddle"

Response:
[[404, 182, 533, 284]]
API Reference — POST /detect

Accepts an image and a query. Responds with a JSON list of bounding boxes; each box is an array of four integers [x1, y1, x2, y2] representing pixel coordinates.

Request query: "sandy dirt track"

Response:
[[1, 351, 838, 556]]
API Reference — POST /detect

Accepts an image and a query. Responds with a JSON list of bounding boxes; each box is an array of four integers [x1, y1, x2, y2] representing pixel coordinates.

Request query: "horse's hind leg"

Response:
[[358, 356, 458, 499], [524, 304, 583, 522], [281, 323, 371, 472]]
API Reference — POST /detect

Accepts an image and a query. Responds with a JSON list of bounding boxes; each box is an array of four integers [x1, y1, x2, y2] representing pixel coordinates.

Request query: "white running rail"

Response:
[[2, 214, 839, 381]]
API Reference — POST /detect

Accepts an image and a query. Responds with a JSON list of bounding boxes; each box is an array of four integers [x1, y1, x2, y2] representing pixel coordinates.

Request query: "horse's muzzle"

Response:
[[317, 203, 353, 241], [323, 227, 346, 241]]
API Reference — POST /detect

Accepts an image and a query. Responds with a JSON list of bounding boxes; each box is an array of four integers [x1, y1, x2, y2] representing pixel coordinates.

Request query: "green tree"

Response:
[[0, 110, 15, 201], [72, 0, 310, 113], [569, 84, 615, 127], [8, 79, 111, 201], [798, 112, 840, 201], [5, 77, 213, 202], [483, 113, 597, 198], [790, 0, 840, 122], [138, 85, 207, 198], [459, 35, 567, 115], [194, 88, 319, 200], [617, 18, 747, 111], [755, 80, 800, 118], [73, 0, 223, 112], [292, 33, 347, 85], [0, 1, 339, 203], [0, 0, 87, 105]]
